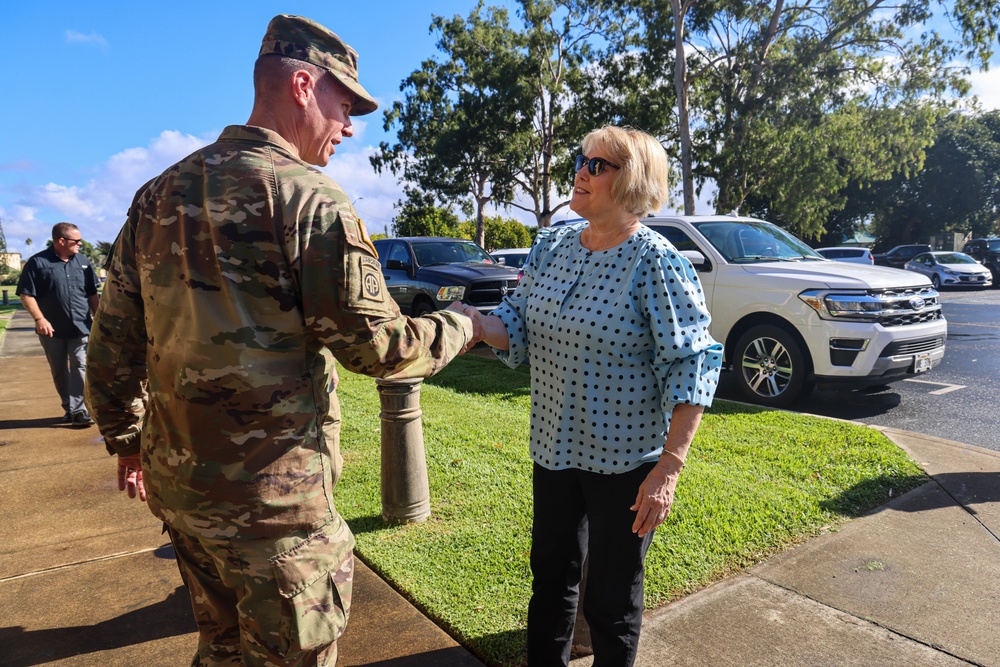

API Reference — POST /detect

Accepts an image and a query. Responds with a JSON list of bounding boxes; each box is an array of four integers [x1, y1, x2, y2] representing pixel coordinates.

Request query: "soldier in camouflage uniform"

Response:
[[85, 15, 477, 667]]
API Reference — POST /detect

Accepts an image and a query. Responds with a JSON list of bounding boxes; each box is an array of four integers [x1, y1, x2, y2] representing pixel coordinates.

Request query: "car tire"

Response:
[[931, 275, 941, 289], [413, 299, 436, 317], [733, 324, 813, 408]]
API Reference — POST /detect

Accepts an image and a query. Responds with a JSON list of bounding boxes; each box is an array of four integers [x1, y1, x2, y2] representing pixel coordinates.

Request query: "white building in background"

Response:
[[1, 252, 22, 271]]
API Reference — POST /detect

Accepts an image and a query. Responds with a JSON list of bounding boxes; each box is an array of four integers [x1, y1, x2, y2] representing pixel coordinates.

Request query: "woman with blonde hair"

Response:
[[472, 126, 723, 666]]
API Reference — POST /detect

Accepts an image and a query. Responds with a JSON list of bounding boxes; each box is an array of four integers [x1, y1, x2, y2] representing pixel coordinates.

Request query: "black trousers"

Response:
[[527, 462, 657, 667]]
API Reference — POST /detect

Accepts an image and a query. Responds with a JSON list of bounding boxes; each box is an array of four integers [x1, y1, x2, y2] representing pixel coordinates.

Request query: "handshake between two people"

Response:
[[444, 301, 509, 353]]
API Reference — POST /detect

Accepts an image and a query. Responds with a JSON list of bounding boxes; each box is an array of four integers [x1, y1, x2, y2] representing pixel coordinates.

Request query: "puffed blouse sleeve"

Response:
[[489, 257, 533, 369], [489, 225, 566, 368], [637, 244, 724, 413]]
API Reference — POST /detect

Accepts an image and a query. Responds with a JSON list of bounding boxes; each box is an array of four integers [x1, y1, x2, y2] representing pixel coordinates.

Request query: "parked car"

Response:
[[644, 216, 947, 408], [903, 251, 993, 289], [873, 244, 933, 268], [815, 247, 874, 265], [490, 248, 531, 269], [372, 237, 521, 316], [961, 237, 1000, 286]]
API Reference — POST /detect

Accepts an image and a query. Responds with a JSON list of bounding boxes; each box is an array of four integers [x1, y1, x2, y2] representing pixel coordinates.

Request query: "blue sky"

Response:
[[1, 1, 998, 258], [0, 1, 506, 254]]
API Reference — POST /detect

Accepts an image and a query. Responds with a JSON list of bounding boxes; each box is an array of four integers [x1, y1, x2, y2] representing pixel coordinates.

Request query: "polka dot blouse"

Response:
[[491, 221, 723, 475]]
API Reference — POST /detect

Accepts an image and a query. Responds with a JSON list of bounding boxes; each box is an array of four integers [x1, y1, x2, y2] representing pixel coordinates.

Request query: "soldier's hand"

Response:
[[447, 301, 483, 352], [117, 454, 147, 502]]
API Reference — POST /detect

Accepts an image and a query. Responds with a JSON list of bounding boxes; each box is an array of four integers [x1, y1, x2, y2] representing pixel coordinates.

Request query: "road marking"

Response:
[[904, 378, 966, 395]]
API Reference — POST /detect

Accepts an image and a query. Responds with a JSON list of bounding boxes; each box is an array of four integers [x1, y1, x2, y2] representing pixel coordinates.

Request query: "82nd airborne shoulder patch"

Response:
[[358, 255, 385, 303]]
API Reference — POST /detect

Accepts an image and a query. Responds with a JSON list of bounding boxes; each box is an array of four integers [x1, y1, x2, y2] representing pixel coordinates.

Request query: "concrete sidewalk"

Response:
[[0, 310, 483, 667], [3, 307, 999, 666]]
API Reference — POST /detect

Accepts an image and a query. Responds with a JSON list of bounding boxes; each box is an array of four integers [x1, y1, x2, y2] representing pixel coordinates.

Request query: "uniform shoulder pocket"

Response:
[[339, 212, 390, 313]]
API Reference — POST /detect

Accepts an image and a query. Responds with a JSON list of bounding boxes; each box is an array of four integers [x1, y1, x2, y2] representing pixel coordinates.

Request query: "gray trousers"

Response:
[[38, 335, 88, 416]]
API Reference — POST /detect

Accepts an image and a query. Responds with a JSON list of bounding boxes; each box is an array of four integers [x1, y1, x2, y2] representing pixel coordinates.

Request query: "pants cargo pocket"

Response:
[[270, 514, 356, 651]]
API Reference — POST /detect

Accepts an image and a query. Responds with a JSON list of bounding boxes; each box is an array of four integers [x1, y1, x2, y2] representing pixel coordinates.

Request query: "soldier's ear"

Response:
[[291, 69, 316, 108]]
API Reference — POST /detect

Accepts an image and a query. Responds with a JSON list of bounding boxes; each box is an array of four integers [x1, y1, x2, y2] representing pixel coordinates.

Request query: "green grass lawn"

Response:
[[0, 302, 21, 344], [334, 355, 926, 667]]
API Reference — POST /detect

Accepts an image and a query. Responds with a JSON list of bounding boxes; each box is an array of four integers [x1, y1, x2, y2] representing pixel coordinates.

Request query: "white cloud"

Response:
[[968, 67, 1000, 110], [322, 146, 405, 236], [65, 30, 108, 48], [3, 130, 214, 255]]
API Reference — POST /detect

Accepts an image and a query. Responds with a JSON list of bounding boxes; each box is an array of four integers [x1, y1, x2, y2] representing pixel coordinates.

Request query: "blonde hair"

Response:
[[581, 126, 669, 217]]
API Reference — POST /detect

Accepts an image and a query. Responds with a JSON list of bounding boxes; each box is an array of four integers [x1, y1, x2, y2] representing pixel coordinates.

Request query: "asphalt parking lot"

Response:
[[715, 287, 1000, 452]]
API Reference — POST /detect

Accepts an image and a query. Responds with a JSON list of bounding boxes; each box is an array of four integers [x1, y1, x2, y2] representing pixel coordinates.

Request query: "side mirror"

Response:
[[496, 257, 507, 265], [681, 250, 710, 272], [385, 259, 406, 271]]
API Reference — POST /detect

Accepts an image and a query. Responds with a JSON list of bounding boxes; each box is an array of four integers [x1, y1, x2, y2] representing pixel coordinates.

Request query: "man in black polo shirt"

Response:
[[17, 222, 100, 426]]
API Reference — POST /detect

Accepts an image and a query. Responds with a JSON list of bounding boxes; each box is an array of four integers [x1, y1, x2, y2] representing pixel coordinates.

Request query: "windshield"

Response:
[[987, 240, 1000, 251], [412, 241, 495, 266], [936, 253, 977, 265], [692, 220, 822, 263]]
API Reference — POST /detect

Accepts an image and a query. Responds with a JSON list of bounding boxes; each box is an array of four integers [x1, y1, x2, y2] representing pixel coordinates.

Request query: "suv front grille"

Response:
[[881, 309, 945, 327], [872, 286, 943, 327], [467, 279, 520, 307]]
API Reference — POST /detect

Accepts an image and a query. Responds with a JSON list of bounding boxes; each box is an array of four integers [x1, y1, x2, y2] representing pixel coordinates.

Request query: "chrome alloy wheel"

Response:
[[740, 335, 794, 399]]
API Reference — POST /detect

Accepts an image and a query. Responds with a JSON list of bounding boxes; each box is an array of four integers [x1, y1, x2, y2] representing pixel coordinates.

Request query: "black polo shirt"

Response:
[[16, 247, 99, 338]]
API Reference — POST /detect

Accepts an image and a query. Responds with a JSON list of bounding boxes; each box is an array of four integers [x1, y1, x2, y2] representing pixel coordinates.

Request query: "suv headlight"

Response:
[[799, 289, 922, 322], [436, 286, 466, 301]]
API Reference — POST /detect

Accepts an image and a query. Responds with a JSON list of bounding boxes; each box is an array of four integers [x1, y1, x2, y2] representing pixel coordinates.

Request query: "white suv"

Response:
[[645, 216, 948, 408]]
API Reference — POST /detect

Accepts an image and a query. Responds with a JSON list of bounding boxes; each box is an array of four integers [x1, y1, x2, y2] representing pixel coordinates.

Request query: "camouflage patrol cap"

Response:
[[259, 14, 378, 116]]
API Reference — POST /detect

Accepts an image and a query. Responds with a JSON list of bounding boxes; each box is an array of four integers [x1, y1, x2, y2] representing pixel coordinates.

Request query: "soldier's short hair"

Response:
[[253, 55, 325, 93]]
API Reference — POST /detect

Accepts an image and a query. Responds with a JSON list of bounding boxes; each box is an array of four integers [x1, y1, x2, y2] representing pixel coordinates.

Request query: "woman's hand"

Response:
[[630, 461, 682, 537]]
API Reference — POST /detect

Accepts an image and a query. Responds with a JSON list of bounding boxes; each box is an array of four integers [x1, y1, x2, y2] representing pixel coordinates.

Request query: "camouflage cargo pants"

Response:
[[167, 513, 355, 667]]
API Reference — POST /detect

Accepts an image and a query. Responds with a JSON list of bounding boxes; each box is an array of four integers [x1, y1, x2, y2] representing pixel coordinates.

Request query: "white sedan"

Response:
[[904, 251, 993, 289], [815, 247, 874, 265]]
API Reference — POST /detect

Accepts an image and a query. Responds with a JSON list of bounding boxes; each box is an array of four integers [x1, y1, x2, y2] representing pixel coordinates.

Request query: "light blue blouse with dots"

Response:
[[491, 221, 723, 475]]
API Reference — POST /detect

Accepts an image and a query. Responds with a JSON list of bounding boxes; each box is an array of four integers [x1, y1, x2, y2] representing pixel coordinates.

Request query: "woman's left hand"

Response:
[[630, 464, 681, 538]]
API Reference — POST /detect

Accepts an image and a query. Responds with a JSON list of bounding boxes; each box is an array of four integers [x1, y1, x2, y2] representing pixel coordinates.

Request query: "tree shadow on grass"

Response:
[[423, 355, 530, 400], [830, 471, 1000, 515], [465, 628, 527, 667], [0, 586, 195, 667], [346, 513, 398, 536], [819, 473, 930, 517]]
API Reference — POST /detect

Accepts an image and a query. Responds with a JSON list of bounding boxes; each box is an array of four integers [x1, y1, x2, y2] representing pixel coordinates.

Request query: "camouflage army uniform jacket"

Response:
[[86, 125, 473, 540]]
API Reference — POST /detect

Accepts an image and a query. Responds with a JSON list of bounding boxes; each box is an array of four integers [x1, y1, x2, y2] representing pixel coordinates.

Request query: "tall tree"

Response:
[[391, 198, 463, 238], [372, 3, 528, 247], [594, 0, 998, 237], [373, 0, 604, 243], [837, 111, 1000, 248], [459, 215, 533, 250]]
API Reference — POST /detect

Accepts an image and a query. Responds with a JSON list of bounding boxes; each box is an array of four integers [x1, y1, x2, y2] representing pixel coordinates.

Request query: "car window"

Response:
[[648, 226, 700, 253], [412, 240, 494, 266], [386, 242, 410, 266], [692, 221, 819, 262], [937, 253, 976, 264], [988, 240, 1000, 251], [493, 251, 529, 268]]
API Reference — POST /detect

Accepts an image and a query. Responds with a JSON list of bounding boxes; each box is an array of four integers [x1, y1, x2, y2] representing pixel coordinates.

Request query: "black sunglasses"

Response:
[[61, 237, 84, 246], [575, 154, 621, 177]]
